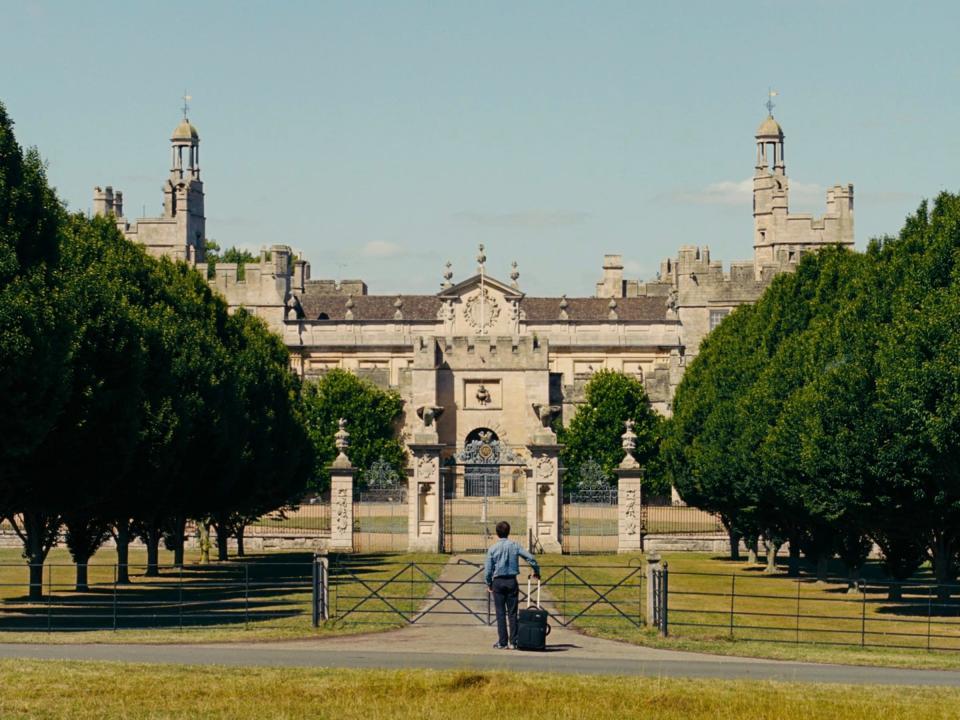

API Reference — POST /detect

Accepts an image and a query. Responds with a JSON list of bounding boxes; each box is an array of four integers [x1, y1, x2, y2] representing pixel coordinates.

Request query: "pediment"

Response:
[[438, 274, 523, 300]]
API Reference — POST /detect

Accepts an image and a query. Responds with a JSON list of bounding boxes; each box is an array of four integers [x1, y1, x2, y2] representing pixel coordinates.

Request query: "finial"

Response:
[[476, 243, 487, 273], [393, 296, 404, 320], [620, 419, 639, 469], [510, 261, 520, 288], [344, 295, 354, 321], [182, 91, 192, 120], [608, 297, 618, 320], [441, 261, 453, 289], [559, 294, 569, 321], [765, 88, 778, 117], [333, 418, 350, 464]]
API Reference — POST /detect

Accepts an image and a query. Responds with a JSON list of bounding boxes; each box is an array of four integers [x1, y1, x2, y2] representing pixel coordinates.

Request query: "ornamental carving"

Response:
[[455, 438, 524, 465], [463, 289, 501, 333], [417, 453, 438, 479], [535, 453, 554, 480], [623, 487, 639, 536], [334, 487, 350, 534]]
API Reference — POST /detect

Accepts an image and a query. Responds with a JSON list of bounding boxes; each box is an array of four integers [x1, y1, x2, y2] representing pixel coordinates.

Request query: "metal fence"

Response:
[[249, 497, 331, 536], [660, 568, 960, 651], [0, 561, 314, 632], [641, 505, 724, 535], [354, 491, 408, 552]]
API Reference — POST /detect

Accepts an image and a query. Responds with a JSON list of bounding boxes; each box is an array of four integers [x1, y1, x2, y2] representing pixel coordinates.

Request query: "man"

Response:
[[484, 520, 541, 649]]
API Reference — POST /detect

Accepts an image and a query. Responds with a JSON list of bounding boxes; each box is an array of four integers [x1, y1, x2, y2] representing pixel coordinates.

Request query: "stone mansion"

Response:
[[93, 113, 854, 491]]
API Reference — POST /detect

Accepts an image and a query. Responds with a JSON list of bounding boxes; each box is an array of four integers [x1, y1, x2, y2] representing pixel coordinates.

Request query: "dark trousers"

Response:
[[492, 576, 519, 645]]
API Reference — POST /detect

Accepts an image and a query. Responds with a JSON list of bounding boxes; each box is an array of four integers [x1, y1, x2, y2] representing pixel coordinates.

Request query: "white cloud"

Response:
[[667, 178, 825, 207], [362, 240, 404, 258], [453, 210, 591, 228]]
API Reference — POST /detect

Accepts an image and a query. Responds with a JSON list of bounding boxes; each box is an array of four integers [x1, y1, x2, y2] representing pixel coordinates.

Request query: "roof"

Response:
[[172, 119, 199, 141], [756, 115, 783, 138], [297, 291, 668, 323]]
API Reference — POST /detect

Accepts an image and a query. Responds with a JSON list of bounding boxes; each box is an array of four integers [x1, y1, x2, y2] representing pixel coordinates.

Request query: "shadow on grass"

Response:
[[0, 552, 316, 632]]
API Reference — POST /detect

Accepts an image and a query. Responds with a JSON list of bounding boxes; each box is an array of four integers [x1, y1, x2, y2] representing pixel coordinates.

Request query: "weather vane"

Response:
[[181, 91, 192, 120], [765, 88, 778, 116]]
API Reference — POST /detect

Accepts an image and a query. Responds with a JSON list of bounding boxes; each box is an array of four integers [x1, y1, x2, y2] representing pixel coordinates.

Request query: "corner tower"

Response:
[[162, 115, 206, 262], [752, 111, 853, 278], [93, 109, 208, 264]]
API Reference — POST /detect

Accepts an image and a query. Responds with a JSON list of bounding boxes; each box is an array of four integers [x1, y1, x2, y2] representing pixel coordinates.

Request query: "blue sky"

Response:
[[3, 1, 959, 294]]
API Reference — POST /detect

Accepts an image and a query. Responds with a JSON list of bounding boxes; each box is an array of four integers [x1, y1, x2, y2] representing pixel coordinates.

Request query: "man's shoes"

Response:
[[492, 642, 508, 650], [509, 642, 518, 650]]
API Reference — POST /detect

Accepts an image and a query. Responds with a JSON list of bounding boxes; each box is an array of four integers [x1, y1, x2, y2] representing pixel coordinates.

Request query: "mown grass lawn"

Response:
[[0, 547, 444, 643], [0, 661, 958, 720], [533, 552, 960, 670]]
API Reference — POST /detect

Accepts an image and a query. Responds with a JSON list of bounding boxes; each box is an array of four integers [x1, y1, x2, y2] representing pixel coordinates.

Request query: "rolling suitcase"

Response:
[[515, 575, 551, 651]]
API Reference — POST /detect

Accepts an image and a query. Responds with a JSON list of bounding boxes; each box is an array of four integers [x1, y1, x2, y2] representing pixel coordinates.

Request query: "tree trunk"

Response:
[[236, 525, 245, 558], [115, 523, 131, 584], [171, 514, 186, 568], [727, 527, 741, 561], [199, 523, 211, 565], [816, 555, 829, 583], [932, 536, 954, 602], [28, 562, 44, 601], [846, 565, 860, 594], [75, 560, 89, 592], [216, 527, 229, 562], [747, 538, 758, 565], [144, 525, 161, 577], [763, 539, 779, 574], [787, 539, 801, 577], [22, 511, 57, 600], [888, 582, 903, 601]]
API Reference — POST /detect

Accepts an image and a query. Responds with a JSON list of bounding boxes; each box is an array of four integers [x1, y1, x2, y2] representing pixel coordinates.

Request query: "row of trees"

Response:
[[665, 192, 960, 592], [0, 104, 315, 596]]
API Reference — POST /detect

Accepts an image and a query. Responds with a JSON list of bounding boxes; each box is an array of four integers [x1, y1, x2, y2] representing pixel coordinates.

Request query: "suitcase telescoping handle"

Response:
[[527, 574, 541, 609]]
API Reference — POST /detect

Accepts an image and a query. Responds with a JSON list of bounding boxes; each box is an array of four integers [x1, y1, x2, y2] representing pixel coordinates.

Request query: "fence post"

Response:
[[927, 586, 932, 652], [729, 574, 736, 639], [795, 577, 801, 644], [46, 563, 52, 633], [860, 579, 866, 648], [660, 562, 669, 637], [113, 565, 118, 631], [646, 554, 660, 627], [313, 552, 329, 627], [312, 554, 320, 628], [322, 554, 329, 622], [178, 566, 183, 631], [244, 564, 250, 630]]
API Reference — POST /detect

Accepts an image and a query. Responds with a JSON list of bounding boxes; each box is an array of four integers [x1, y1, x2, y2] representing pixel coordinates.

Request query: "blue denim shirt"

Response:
[[484, 538, 540, 586]]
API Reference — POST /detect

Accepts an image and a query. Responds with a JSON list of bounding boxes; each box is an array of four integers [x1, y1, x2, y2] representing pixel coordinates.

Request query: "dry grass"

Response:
[[1, 660, 959, 719]]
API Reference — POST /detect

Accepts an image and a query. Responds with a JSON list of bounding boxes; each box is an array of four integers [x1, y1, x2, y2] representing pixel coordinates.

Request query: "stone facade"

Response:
[[93, 112, 854, 506]]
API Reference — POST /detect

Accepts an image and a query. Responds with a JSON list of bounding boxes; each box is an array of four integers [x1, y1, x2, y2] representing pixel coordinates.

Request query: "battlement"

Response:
[[305, 279, 369, 296], [93, 186, 123, 217], [434, 335, 549, 370]]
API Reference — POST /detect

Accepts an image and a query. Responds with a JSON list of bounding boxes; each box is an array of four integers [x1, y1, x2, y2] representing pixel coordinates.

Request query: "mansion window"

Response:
[[709, 309, 730, 331]]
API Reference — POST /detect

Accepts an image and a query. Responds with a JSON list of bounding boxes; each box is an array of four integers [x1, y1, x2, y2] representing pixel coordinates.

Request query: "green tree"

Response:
[[300, 370, 406, 489], [0, 102, 71, 597], [664, 304, 763, 559], [559, 370, 661, 494]]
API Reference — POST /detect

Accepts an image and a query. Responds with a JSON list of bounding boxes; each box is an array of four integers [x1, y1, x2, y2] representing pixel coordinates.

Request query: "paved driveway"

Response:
[[1, 556, 959, 687]]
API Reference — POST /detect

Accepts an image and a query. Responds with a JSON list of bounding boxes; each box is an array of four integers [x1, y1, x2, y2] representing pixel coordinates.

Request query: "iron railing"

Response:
[[0, 561, 313, 632], [662, 569, 960, 652]]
